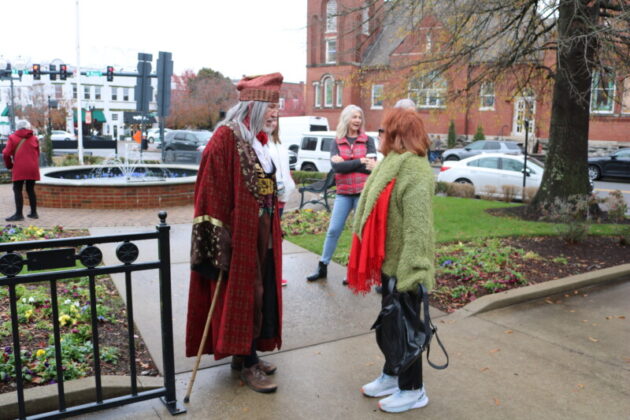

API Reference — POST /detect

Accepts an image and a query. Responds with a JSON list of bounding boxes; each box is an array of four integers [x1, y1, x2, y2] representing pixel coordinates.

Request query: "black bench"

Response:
[[298, 170, 336, 212]]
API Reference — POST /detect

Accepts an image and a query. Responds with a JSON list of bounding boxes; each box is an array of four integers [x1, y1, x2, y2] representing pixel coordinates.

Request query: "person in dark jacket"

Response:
[[2, 120, 40, 221], [306, 105, 376, 283]]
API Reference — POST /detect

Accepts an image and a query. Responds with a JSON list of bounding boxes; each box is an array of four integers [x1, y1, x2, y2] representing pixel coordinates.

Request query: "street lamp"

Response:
[[522, 98, 534, 190]]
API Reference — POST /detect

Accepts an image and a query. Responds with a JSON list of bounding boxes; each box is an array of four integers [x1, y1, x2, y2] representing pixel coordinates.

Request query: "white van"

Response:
[[279, 116, 329, 153], [296, 131, 382, 172]]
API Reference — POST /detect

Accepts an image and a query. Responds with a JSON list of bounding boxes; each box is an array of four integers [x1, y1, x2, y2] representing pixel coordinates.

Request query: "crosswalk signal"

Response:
[[32, 64, 41, 80], [60, 64, 67, 80], [106, 66, 114, 82], [49, 64, 57, 81]]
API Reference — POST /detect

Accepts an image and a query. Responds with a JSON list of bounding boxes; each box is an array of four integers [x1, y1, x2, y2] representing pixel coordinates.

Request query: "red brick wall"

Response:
[[35, 183, 195, 209], [306, 0, 630, 145]]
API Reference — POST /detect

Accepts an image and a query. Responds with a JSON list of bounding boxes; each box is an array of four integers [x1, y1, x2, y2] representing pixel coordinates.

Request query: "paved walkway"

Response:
[[3, 185, 629, 419]]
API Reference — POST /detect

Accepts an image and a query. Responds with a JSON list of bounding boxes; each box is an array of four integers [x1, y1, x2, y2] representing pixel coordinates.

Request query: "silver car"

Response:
[[442, 140, 522, 161]]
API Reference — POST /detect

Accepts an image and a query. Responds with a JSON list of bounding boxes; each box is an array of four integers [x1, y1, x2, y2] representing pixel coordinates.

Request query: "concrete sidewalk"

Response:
[[81, 221, 630, 419], [81, 279, 630, 420]]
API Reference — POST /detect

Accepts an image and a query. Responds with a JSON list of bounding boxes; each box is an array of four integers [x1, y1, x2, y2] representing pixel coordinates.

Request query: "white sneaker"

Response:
[[378, 387, 429, 413], [361, 373, 399, 398]]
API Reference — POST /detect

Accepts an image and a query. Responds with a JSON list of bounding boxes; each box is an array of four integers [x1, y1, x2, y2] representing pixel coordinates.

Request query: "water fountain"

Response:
[[38, 145, 199, 209]]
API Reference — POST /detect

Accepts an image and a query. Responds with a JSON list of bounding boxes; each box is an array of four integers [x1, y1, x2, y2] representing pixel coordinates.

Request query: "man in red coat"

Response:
[[2, 120, 40, 221], [186, 73, 284, 393]]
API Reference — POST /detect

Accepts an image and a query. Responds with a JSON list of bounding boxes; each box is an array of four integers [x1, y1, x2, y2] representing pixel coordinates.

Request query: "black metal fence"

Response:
[[0, 212, 185, 419]]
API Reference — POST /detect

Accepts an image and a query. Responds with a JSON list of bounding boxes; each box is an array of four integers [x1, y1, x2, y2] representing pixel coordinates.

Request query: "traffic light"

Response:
[[60, 64, 67, 80], [106, 66, 114, 82], [49, 64, 57, 81], [32, 64, 41, 80]]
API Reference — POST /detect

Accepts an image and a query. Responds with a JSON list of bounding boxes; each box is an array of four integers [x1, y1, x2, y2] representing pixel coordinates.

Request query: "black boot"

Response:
[[27, 212, 39, 219], [306, 261, 327, 282], [6, 214, 24, 222]]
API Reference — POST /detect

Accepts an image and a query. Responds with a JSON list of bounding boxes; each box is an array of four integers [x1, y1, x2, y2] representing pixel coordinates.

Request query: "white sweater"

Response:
[[268, 141, 296, 204]]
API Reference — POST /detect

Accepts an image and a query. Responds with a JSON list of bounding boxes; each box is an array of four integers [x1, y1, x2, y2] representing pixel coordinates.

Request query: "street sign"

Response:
[[135, 53, 153, 113], [156, 51, 173, 117], [85, 71, 102, 77]]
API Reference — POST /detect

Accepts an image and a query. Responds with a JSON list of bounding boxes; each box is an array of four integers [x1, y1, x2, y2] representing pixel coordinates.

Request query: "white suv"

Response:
[[296, 131, 382, 172]]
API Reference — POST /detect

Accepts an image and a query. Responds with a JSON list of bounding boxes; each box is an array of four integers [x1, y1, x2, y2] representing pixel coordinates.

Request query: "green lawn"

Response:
[[287, 196, 624, 265]]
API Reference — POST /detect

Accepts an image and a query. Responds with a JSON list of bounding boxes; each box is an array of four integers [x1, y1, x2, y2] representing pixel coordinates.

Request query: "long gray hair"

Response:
[[217, 100, 270, 144], [335, 104, 364, 139]]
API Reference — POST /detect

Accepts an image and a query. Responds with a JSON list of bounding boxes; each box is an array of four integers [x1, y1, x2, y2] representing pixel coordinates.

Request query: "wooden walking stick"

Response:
[[184, 270, 224, 403]]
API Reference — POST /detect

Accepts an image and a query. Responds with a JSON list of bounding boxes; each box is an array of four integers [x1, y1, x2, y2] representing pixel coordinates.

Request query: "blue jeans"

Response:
[[321, 194, 360, 264]]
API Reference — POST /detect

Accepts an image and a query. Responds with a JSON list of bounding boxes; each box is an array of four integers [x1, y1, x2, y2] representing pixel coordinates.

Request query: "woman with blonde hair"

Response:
[[347, 108, 434, 413], [306, 105, 377, 283]]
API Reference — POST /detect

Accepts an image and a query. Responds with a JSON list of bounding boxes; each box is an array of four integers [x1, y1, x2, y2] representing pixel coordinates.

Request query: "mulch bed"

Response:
[[430, 235, 630, 313], [487, 205, 630, 224]]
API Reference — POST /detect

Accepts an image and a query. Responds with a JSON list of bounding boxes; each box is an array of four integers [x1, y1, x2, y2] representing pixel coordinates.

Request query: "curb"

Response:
[[0, 375, 163, 418], [449, 263, 630, 319]]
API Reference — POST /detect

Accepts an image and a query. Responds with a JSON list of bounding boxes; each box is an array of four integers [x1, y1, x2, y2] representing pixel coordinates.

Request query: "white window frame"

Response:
[[313, 82, 321, 108], [279, 97, 285, 110], [425, 33, 432, 52], [54, 85, 63, 99], [326, 0, 337, 33], [479, 81, 495, 110], [622, 77, 630, 114], [362, 7, 370, 35], [95, 86, 101, 100], [409, 72, 446, 108], [111, 87, 117, 101], [336, 82, 343, 107], [83, 86, 90, 100], [323, 76, 334, 108], [590, 71, 615, 114], [371, 84, 384, 109], [325, 38, 337, 64]]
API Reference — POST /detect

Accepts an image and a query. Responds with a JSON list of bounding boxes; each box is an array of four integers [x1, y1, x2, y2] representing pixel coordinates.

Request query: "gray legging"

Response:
[[13, 180, 37, 216]]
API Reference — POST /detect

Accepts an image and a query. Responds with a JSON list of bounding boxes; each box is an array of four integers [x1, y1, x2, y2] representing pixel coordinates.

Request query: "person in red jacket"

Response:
[[3, 120, 40, 221], [306, 105, 377, 283]]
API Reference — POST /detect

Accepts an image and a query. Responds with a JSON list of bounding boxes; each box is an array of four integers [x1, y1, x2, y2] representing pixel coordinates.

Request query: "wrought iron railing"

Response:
[[0, 212, 185, 419]]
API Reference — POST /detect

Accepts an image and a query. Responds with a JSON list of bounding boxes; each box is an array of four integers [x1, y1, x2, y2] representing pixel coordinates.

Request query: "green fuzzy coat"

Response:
[[352, 152, 435, 292]]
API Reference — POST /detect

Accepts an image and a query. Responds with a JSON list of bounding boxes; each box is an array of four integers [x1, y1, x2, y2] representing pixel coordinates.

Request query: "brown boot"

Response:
[[231, 356, 277, 375], [240, 364, 278, 393]]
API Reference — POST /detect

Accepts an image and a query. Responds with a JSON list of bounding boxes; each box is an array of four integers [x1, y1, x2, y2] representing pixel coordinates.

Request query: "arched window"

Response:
[[323, 76, 334, 108], [326, 0, 337, 33]]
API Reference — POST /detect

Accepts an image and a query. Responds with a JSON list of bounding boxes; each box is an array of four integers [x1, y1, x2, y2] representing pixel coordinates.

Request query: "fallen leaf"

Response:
[[581, 320, 589, 323], [588, 337, 599, 343], [504, 330, 513, 334], [494, 398, 501, 406], [618, 316, 626, 320], [555, 300, 563, 304], [568, 310, 576, 313], [242, 408, 250, 413], [544, 298, 554, 304], [605, 316, 613, 320], [365, 362, 374, 367], [622, 357, 630, 363], [489, 348, 501, 353], [480, 367, 490, 372], [576, 384, 585, 390], [592, 323, 598, 327]]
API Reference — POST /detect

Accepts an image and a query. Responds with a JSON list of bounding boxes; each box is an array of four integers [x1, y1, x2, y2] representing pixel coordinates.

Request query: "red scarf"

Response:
[[256, 131, 268, 145], [347, 179, 396, 294]]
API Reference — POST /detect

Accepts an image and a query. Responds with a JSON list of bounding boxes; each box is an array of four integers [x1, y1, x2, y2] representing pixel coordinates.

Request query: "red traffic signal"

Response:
[[59, 64, 68, 80], [106, 66, 114, 82], [32, 64, 41, 80]]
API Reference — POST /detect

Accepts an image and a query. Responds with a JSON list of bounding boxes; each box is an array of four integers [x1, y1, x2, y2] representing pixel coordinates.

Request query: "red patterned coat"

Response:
[[185, 124, 283, 359]]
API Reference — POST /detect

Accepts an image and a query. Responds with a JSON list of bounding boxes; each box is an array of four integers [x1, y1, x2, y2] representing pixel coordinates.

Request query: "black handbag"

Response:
[[371, 277, 449, 374]]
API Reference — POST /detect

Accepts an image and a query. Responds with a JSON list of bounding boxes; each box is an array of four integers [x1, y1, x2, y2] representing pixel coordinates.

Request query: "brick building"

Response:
[[279, 82, 306, 117], [306, 0, 630, 148]]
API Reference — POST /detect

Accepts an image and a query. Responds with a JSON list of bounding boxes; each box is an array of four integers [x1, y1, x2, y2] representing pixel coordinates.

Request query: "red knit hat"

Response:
[[237, 72, 284, 102]]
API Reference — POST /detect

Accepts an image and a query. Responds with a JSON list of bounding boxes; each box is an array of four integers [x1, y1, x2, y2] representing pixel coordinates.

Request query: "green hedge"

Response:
[[291, 170, 327, 185]]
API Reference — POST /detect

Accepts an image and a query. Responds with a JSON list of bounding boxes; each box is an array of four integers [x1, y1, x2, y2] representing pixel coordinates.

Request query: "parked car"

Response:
[[288, 150, 297, 170], [588, 148, 630, 180], [147, 127, 170, 145], [296, 131, 382, 172], [437, 153, 544, 200], [442, 140, 522, 161], [51, 130, 76, 141], [162, 130, 208, 163]]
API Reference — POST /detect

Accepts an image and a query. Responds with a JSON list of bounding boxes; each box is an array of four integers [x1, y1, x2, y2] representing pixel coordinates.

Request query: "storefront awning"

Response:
[[1, 106, 9, 117], [73, 109, 107, 123]]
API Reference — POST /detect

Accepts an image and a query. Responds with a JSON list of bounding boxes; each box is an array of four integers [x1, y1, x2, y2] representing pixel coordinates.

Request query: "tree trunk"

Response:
[[528, 0, 595, 215]]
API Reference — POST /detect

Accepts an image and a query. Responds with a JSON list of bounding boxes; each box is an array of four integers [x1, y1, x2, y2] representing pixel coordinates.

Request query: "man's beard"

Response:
[[262, 123, 275, 134]]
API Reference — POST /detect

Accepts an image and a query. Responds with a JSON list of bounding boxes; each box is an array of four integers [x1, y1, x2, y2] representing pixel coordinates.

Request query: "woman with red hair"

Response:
[[347, 108, 435, 413]]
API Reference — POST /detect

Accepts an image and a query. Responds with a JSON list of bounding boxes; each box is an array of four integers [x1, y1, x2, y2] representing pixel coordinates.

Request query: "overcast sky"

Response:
[[2, 0, 307, 83]]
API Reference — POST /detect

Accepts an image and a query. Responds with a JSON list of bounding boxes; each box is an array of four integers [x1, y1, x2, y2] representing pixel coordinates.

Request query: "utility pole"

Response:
[[75, 0, 84, 164]]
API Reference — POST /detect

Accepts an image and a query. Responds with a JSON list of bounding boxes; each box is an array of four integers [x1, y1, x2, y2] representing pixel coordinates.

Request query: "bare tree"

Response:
[[342, 0, 629, 214]]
